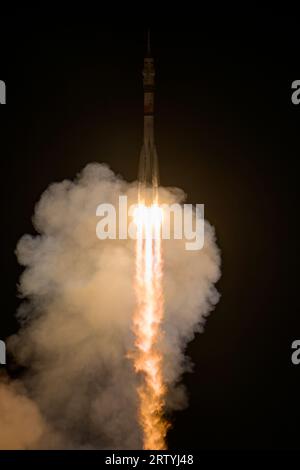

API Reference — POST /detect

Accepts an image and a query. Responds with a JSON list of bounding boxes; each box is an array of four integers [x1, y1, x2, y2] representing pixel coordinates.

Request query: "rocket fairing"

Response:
[[138, 32, 159, 204]]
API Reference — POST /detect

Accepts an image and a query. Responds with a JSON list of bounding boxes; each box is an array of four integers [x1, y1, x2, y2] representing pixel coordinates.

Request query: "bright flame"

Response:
[[132, 201, 169, 450]]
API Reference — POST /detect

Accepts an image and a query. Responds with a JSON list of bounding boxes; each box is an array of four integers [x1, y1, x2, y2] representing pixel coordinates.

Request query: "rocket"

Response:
[[138, 31, 159, 204]]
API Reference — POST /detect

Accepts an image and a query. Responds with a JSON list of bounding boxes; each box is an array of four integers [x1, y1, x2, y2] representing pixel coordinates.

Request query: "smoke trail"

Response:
[[0, 163, 221, 449]]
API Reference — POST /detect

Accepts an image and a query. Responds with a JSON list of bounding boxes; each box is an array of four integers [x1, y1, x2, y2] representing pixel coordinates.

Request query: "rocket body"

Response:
[[138, 47, 159, 203]]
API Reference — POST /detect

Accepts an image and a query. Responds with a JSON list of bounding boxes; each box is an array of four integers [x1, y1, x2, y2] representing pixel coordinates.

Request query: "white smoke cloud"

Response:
[[1, 163, 221, 449], [0, 375, 48, 449]]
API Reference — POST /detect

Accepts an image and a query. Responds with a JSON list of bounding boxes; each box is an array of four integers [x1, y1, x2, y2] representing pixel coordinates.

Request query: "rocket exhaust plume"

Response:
[[133, 32, 169, 449], [0, 34, 221, 450], [133, 203, 169, 449]]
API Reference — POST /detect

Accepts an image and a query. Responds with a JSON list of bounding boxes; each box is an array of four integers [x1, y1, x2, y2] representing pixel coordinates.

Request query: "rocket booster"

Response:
[[138, 32, 159, 203]]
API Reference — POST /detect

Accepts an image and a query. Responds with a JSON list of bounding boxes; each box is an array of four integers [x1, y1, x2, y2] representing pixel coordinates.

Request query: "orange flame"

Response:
[[132, 202, 169, 450]]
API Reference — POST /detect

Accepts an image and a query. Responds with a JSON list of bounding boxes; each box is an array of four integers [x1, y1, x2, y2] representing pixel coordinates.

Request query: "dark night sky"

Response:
[[0, 11, 299, 450]]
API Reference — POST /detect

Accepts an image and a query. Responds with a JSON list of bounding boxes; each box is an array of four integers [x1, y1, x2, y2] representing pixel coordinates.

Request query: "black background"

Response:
[[0, 10, 299, 450]]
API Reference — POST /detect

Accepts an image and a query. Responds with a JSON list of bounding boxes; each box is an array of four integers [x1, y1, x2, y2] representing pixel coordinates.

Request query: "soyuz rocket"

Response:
[[138, 31, 159, 204]]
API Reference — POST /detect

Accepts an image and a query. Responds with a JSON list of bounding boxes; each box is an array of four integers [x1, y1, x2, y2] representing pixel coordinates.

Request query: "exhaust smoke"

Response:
[[0, 163, 221, 449]]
